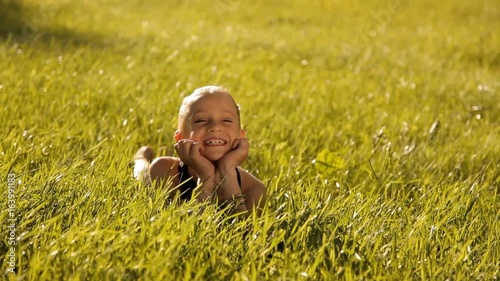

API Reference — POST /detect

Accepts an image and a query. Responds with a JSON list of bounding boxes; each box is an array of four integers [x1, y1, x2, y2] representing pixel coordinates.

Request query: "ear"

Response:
[[174, 130, 183, 142], [240, 130, 245, 138]]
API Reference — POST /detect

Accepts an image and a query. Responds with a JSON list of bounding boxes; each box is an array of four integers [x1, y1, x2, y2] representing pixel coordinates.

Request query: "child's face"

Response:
[[176, 92, 244, 162]]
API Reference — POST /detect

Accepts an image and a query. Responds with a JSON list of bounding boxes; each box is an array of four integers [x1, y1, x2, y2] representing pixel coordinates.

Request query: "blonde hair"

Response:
[[178, 85, 241, 130]]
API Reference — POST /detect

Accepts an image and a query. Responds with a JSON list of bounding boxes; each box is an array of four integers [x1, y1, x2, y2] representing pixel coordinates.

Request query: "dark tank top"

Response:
[[178, 162, 242, 200]]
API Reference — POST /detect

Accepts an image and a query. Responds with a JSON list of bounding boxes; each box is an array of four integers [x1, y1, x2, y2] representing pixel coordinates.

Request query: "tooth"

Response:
[[205, 139, 225, 145]]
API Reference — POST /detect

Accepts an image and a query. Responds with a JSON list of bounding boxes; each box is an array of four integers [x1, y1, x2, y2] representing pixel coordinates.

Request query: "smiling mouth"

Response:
[[204, 138, 227, 146]]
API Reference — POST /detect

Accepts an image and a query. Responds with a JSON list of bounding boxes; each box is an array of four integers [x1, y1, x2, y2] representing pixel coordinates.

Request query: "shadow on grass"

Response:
[[0, 0, 126, 50], [0, 0, 25, 36]]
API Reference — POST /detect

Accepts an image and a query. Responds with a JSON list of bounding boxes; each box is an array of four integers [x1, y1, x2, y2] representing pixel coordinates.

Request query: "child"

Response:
[[134, 86, 266, 215]]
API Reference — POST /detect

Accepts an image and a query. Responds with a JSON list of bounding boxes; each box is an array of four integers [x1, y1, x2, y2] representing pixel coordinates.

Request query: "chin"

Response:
[[202, 153, 225, 162], [202, 147, 230, 162]]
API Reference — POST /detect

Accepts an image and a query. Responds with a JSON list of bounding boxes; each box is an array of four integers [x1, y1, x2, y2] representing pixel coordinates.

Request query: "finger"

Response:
[[174, 139, 184, 151], [239, 138, 249, 149], [189, 142, 202, 158], [234, 138, 249, 151], [183, 140, 195, 157], [177, 140, 193, 159], [174, 141, 183, 156], [232, 138, 241, 150]]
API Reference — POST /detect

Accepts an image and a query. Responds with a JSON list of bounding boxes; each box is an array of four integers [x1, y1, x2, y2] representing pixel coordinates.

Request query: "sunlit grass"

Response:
[[1, 0, 499, 280]]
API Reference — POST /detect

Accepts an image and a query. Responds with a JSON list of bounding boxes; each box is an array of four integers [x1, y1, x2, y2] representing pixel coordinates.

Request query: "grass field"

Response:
[[1, 0, 499, 280]]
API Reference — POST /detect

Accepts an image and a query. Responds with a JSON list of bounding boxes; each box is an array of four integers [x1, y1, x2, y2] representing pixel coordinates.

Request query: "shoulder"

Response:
[[237, 167, 266, 194], [149, 156, 180, 181]]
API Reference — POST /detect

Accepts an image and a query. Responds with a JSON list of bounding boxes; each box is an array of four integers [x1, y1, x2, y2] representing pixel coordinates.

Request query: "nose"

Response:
[[208, 121, 222, 132]]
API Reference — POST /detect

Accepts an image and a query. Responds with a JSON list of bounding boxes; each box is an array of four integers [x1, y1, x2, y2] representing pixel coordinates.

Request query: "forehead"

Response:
[[188, 92, 239, 114]]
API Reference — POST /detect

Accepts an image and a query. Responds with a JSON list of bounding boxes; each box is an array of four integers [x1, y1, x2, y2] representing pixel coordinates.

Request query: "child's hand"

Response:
[[175, 139, 215, 180], [217, 138, 249, 170]]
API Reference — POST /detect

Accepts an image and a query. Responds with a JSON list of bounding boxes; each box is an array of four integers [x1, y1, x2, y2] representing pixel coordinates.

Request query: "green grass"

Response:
[[1, 0, 499, 279]]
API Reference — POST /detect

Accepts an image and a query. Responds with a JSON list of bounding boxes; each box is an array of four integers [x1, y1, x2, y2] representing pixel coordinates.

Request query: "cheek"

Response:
[[188, 130, 204, 140]]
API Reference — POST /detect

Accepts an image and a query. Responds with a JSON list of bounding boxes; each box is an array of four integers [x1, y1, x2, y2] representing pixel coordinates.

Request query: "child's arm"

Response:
[[215, 167, 266, 215], [239, 170, 266, 215], [174, 139, 217, 201], [149, 156, 180, 191], [216, 138, 266, 215]]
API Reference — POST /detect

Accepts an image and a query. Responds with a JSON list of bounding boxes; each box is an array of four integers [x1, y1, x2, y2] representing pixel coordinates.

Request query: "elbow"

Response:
[[149, 157, 174, 187], [245, 185, 266, 216]]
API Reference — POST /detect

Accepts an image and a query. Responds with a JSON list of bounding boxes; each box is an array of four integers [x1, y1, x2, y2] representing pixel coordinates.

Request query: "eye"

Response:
[[223, 119, 233, 123], [194, 119, 207, 123]]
